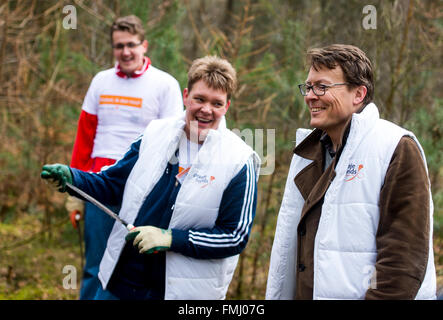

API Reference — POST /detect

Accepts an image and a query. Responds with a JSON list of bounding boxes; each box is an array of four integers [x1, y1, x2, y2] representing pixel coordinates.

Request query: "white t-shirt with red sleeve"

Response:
[[71, 58, 183, 172]]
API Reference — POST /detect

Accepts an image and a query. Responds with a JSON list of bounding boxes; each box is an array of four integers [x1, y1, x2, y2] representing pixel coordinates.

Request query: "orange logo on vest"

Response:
[[345, 164, 364, 181]]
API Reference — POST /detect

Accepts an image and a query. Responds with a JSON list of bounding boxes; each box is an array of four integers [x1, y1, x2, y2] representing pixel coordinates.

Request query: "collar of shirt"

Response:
[[320, 112, 359, 173], [319, 104, 368, 160], [115, 56, 151, 79], [320, 132, 336, 159], [320, 121, 351, 160]]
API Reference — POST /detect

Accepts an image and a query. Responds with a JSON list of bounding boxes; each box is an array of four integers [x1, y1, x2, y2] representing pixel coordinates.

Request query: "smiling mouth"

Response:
[[310, 107, 326, 112], [196, 117, 212, 124], [120, 57, 134, 63]]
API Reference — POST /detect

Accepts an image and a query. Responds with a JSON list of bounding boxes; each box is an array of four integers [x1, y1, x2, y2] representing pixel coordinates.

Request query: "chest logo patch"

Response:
[[345, 163, 364, 181], [191, 172, 216, 188]]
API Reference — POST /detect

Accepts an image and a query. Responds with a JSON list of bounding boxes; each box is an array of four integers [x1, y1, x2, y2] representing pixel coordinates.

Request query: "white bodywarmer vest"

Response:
[[266, 103, 436, 300], [98, 115, 260, 299]]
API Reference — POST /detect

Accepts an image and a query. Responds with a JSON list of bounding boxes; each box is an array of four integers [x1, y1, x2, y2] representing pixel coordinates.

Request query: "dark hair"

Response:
[[187, 56, 237, 100], [307, 44, 374, 106], [110, 15, 145, 43]]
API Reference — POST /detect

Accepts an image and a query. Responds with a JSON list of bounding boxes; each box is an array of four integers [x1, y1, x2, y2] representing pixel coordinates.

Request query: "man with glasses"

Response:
[[266, 44, 436, 299], [66, 15, 183, 299]]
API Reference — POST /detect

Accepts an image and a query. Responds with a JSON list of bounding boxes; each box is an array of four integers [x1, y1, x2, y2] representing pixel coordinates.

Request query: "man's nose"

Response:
[[305, 88, 318, 100], [201, 103, 212, 113], [122, 45, 131, 55]]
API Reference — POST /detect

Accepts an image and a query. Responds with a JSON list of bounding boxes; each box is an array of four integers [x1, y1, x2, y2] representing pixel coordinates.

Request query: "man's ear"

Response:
[[183, 88, 189, 107], [225, 100, 231, 112], [353, 85, 367, 106], [142, 40, 148, 52]]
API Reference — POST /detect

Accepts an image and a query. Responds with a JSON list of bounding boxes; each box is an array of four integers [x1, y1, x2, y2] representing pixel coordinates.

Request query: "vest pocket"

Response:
[[166, 276, 225, 300], [318, 203, 379, 252], [170, 203, 219, 229], [315, 249, 377, 299]]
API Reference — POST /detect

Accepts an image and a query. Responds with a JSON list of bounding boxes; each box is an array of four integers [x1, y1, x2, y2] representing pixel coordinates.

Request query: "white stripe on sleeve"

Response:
[[188, 158, 256, 248]]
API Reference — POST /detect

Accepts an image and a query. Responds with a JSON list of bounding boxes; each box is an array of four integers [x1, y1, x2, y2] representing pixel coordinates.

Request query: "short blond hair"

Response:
[[187, 56, 237, 99]]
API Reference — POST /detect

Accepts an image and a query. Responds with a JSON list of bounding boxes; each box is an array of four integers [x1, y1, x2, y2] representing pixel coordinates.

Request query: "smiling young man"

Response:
[[183, 57, 235, 143], [266, 44, 436, 300], [112, 24, 148, 76], [41, 56, 260, 300], [65, 15, 183, 300]]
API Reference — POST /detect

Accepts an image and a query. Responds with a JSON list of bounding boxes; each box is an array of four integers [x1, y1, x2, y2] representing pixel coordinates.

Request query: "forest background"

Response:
[[0, 0, 442, 299]]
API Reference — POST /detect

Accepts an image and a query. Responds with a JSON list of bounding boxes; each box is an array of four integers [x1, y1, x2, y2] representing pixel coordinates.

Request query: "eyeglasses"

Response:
[[298, 83, 348, 96], [112, 41, 143, 50]]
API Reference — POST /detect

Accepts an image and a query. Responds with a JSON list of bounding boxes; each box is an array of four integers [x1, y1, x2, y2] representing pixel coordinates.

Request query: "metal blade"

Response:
[[65, 182, 132, 229]]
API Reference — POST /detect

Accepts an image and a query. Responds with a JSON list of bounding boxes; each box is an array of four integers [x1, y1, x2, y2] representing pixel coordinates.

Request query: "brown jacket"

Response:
[[293, 129, 430, 300]]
